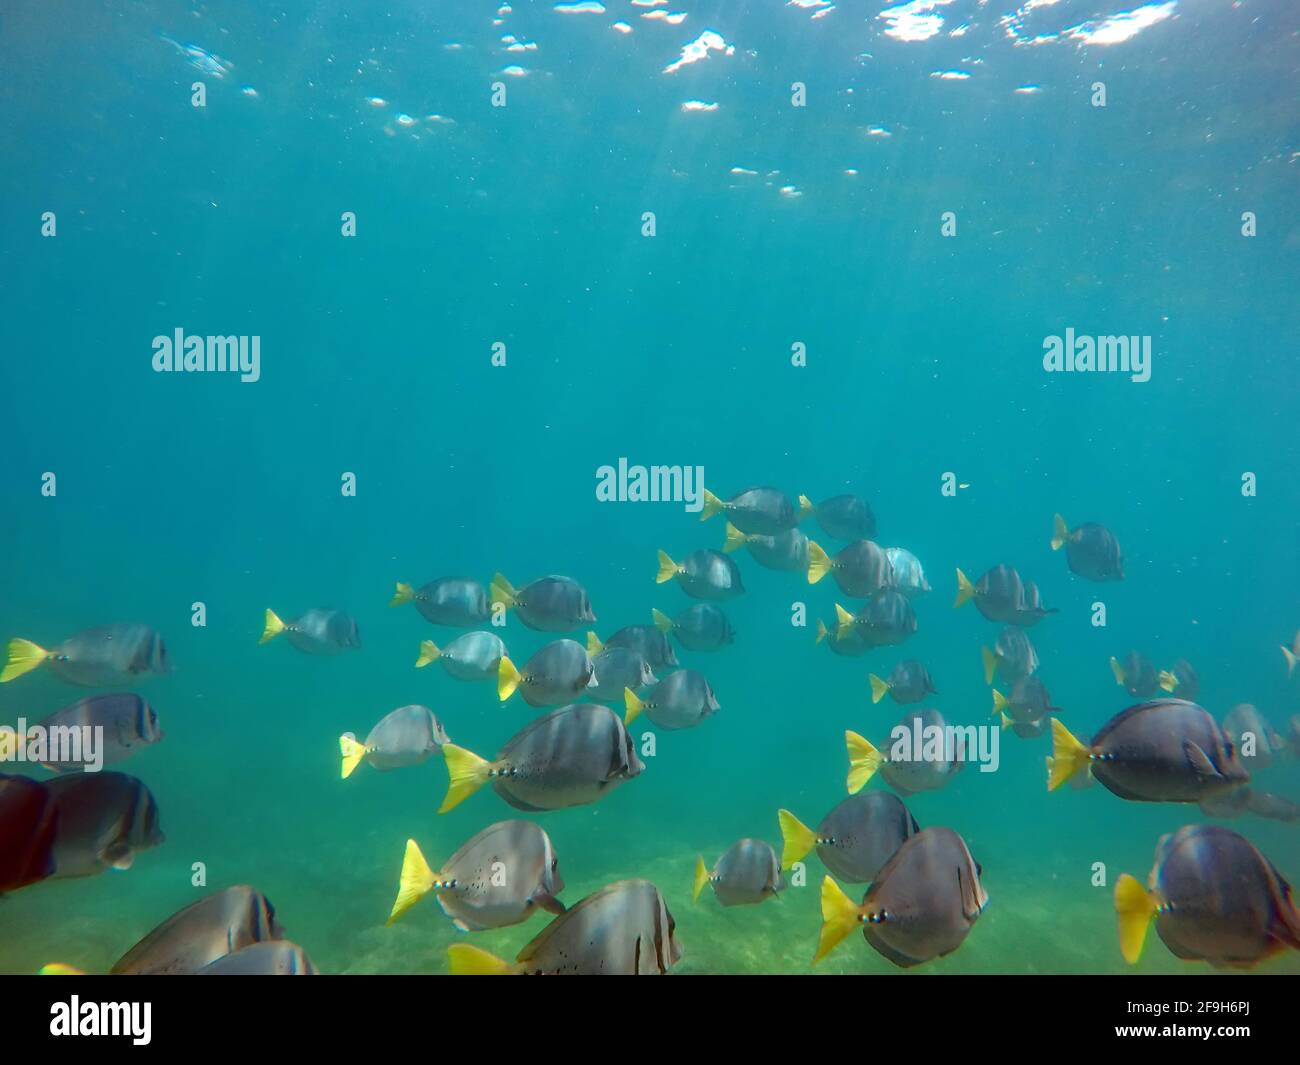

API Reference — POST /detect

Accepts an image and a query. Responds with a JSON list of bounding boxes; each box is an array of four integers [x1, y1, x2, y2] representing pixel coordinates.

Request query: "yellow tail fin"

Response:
[[1, 638, 48, 683], [585, 631, 604, 655], [954, 568, 975, 608], [807, 541, 832, 585], [259, 609, 285, 645], [700, 489, 724, 522], [339, 733, 368, 779], [1114, 873, 1157, 964], [999, 712, 1012, 732], [1283, 646, 1297, 677], [38, 963, 86, 976], [815, 620, 829, 645], [845, 730, 883, 794], [497, 655, 521, 702], [439, 744, 492, 813], [991, 689, 1009, 718], [868, 674, 890, 704], [489, 573, 516, 610], [651, 608, 674, 634], [1109, 656, 1126, 686], [624, 688, 645, 726], [981, 646, 998, 686], [415, 640, 441, 668], [1158, 670, 1177, 692], [448, 943, 512, 976], [1048, 719, 1092, 791], [693, 856, 711, 902], [1051, 513, 1069, 551], [656, 550, 679, 584], [798, 494, 816, 520], [723, 521, 748, 554], [388, 839, 439, 924], [778, 809, 817, 868], [814, 876, 861, 964], [834, 603, 855, 639], [390, 581, 415, 607]]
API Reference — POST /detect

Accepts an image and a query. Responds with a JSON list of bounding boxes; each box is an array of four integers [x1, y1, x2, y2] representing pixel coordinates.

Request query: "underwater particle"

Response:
[[681, 100, 718, 112]]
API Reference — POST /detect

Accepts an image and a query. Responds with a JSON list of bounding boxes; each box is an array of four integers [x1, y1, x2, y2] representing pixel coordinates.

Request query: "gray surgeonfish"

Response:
[[601, 624, 679, 669], [1116, 824, 1300, 968], [1158, 658, 1200, 700], [1110, 651, 1160, 698], [2, 625, 170, 687], [199, 941, 318, 975], [439, 703, 644, 813], [624, 669, 719, 731], [448, 879, 682, 975], [388, 820, 564, 930], [339, 704, 449, 778], [390, 577, 489, 627], [491, 573, 595, 632], [779, 791, 920, 884], [656, 548, 745, 600], [44, 772, 165, 878], [808, 538, 893, 598], [817, 617, 871, 657], [886, 547, 930, 598], [498, 639, 597, 707], [992, 676, 1060, 731], [694, 838, 785, 906], [1014, 581, 1057, 626], [1052, 514, 1124, 581], [1222, 704, 1284, 769], [586, 645, 656, 703], [701, 486, 797, 536], [415, 630, 506, 681], [817, 827, 987, 967], [847, 709, 964, 798], [1049, 699, 1249, 808], [724, 523, 809, 573], [110, 885, 283, 974], [653, 604, 734, 652], [22, 694, 164, 772], [835, 591, 917, 647], [869, 660, 936, 706], [0, 775, 58, 892], [982, 627, 1038, 685], [260, 608, 360, 655], [799, 493, 876, 542]]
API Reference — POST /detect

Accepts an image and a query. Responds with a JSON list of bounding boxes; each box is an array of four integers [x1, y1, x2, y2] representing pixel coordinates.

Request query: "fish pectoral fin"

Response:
[[1182, 741, 1222, 781], [532, 889, 566, 916]]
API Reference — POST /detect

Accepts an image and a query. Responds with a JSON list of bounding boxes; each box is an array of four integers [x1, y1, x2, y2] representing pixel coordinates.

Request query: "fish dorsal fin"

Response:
[[1182, 740, 1221, 781]]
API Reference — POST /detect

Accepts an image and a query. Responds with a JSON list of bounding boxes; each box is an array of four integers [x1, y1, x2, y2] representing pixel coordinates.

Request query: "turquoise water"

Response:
[[1, 0, 1297, 975]]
